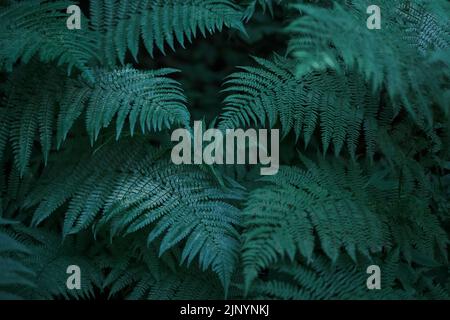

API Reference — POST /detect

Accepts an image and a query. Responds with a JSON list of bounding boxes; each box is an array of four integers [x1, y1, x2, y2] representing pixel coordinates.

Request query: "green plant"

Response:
[[0, 0, 448, 300]]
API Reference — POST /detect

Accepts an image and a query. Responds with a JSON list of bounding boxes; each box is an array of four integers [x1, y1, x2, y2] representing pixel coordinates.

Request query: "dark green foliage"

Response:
[[220, 56, 380, 157], [0, 0, 448, 300], [248, 254, 448, 300], [0, 219, 35, 300], [90, 0, 246, 65], [0, 0, 98, 81], [287, 0, 450, 127], [59, 66, 190, 144], [24, 138, 242, 289], [2, 62, 189, 174], [3, 63, 65, 173], [0, 222, 102, 299], [241, 157, 447, 290], [101, 237, 226, 299]]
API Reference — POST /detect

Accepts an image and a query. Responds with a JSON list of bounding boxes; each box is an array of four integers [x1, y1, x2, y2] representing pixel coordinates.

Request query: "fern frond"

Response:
[[287, 0, 450, 126], [241, 157, 388, 288], [0, 106, 8, 161], [0, 0, 98, 81], [4, 63, 66, 175], [1, 63, 190, 174], [0, 220, 35, 300], [128, 268, 224, 300], [91, 0, 246, 65], [58, 66, 190, 145], [242, 0, 284, 21], [108, 243, 225, 300], [241, 151, 448, 289], [8, 226, 102, 299], [25, 138, 243, 289], [220, 56, 379, 157], [1, 220, 103, 299], [248, 256, 414, 300]]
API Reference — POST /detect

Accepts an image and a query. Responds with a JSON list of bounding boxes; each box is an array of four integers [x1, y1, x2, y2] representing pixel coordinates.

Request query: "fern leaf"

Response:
[[6, 226, 103, 299], [287, 1, 450, 126], [4, 64, 65, 175], [2, 63, 190, 172], [248, 256, 414, 300], [26, 138, 243, 289], [220, 56, 379, 157], [0, 105, 9, 161], [59, 66, 190, 146], [242, 0, 284, 21], [0, 0, 98, 81], [241, 158, 387, 288], [0, 223, 35, 299], [91, 0, 246, 64]]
